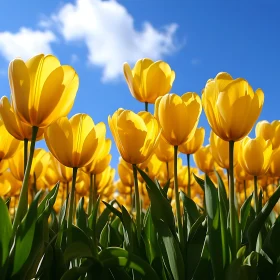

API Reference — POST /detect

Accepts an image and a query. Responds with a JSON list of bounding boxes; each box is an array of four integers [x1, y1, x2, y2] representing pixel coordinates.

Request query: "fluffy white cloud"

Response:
[[51, 0, 178, 81], [0, 28, 56, 61]]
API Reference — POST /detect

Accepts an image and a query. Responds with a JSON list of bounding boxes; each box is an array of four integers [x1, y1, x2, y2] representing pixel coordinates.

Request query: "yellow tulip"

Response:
[[268, 148, 280, 178], [154, 135, 175, 162], [193, 145, 215, 174], [0, 160, 9, 175], [53, 158, 73, 183], [0, 96, 44, 140], [138, 154, 163, 182], [0, 119, 20, 161], [210, 131, 240, 169], [238, 136, 273, 176], [255, 120, 280, 149], [234, 162, 252, 182], [179, 127, 205, 155], [96, 166, 115, 193], [123, 58, 175, 103], [118, 158, 134, 186], [8, 54, 79, 128], [202, 72, 264, 141], [155, 93, 202, 146], [45, 114, 100, 168], [109, 109, 161, 164]]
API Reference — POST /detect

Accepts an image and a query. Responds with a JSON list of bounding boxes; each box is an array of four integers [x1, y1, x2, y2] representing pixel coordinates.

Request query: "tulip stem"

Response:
[[23, 138, 28, 173], [145, 102, 148, 112], [187, 154, 191, 197], [229, 140, 237, 256], [12, 126, 38, 234], [254, 176, 259, 215], [174, 146, 184, 246], [88, 173, 97, 215], [132, 164, 141, 244]]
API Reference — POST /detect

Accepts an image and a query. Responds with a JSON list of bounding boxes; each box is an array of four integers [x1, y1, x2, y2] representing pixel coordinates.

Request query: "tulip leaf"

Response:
[[64, 242, 93, 263], [247, 186, 280, 253], [76, 197, 88, 232], [58, 194, 69, 227], [0, 197, 12, 267], [240, 193, 253, 233], [193, 173, 205, 191], [215, 169, 228, 213], [99, 247, 159, 279], [102, 201, 123, 222], [100, 222, 110, 248]]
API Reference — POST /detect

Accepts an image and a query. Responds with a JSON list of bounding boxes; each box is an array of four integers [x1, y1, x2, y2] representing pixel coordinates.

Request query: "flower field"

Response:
[[0, 54, 279, 279]]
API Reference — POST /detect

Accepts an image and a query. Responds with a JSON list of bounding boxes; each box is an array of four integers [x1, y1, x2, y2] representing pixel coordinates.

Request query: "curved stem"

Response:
[[23, 138, 28, 173], [12, 126, 38, 234], [229, 140, 237, 255], [145, 102, 148, 112], [254, 176, 259, 215], [174, 146, 184, 245], [187, 154, 191, 197], [132, 164, 141, 244], [68, 167, 78, 243]]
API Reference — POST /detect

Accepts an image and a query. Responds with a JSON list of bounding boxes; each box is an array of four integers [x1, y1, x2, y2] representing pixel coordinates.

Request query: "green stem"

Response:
[[68, 167, 78, 243], [92, 174, 97, 206], [243, 180, 247, 200], [174, 146, 184, 245], [23, 138, 28, 173], [88, 173, 93, 215], [229, 140, 236, 256], [254, 176, 259, 215], [187, 154, 191, 197], [145, 102, 148, 112], [12, 126, 38, 234], [132, 164, 141, 244]]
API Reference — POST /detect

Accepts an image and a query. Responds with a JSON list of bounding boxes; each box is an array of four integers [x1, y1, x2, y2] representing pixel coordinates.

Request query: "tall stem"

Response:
[[174, 146, 184, 245], [254, 176, 259, 215], [132, 164, 141, 244], [23, 138, 28, 173], [88, 173, 93, 215], [12, 126, 38, 234], [68, 167, 78, 236], [187, 154, 191, 197], [229, 140, 236, 255], [145, 102, 148, 112]]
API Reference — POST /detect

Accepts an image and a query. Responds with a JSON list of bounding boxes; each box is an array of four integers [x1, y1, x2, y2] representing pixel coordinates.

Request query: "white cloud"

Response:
[[50, 0, 179, 81], [0, 27, 56, 61]]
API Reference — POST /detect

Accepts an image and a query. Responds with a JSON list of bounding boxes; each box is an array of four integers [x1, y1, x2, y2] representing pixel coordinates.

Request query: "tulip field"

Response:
[[1, 54, 280, 280]]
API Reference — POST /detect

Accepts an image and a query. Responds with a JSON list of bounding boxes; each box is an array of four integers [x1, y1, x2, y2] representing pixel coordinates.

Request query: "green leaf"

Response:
[[100, 222, 110, 248], [58, 194, 69, 226], [102, 201, 123, 222], [64, 242, 93, 263], [215, 169, 229, 213], [180, 191, 200, 225], [96, 200, 115, 238], [0, 197, 12, 268], [76, 197, 88, 232], [99, 247, 159, 279], [193, 173, 205, 191], [240, 193, 253, 233], [247, 186, 280, 252]]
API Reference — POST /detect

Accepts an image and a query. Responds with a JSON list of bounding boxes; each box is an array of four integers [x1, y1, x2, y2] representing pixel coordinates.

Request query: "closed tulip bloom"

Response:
[[0, 160, 9, 174], [210, 131, 240, 169], [268, 148, 280, 178], [123, 58, 175, 103], [238, 136, 273, 176], [0, 119, 21, 161], [155, 93, 202, 146], [154, 135, 175, 162], [118, 158, 134, 186], [234, 162, 252, 182], [45, 114, 100, 168], [54, 158, 73, 183], [202, 72, 264, 141], [9, 54, 79, 128], [0, 96, 44, 140], [194, 145, 215, 174], [179, 127, 205, 155], [255, 120, 280, 149], [109, 109, 161, 164], [96, 166, 115, 193]]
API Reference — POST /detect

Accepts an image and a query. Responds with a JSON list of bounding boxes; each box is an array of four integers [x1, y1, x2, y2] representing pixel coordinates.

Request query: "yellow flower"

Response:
[[202, 72, 264, 141], [179, 127, 205, 155], [83, 123, 112, 175], [238, 136, 273, 176], [234, 162, 252, 182], [0, 119, 21, 160], [155, 93, 202, 146], [45, 114, 100, 168], [268, 148, 280, 178], [154, 135, 175, 162], [53, 158, 73, 183], [209, 131, 240, 169], [118, 158, 134, 186], [194, 145, 215, 174], [96, 166, 115, 193], [255, 120, 280, 149], [9, 54, 79, 128], [0, 96, 44, 140], [109, 109, 161, 164], [0, 160, 9, 175], [123, 58, 175, 103]]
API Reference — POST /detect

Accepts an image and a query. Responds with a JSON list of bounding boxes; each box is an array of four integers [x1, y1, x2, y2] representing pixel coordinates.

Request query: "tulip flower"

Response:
[[0, 119, 20, 161], [238, 136, 273, 214], [194, 145, 216, 174], [45, 113, 101, 232], [255, 120, 280, 149], [109, 109, 161, 243], [154, 135, 175, 163], [179, 127, 205, 197], [268, 148, 280, 178], [118, 158, 134, 187], [123, 58, 175, 109]]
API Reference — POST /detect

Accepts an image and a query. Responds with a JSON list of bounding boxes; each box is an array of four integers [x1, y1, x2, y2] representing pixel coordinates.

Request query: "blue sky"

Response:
[[0, 0, 279, 172]]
